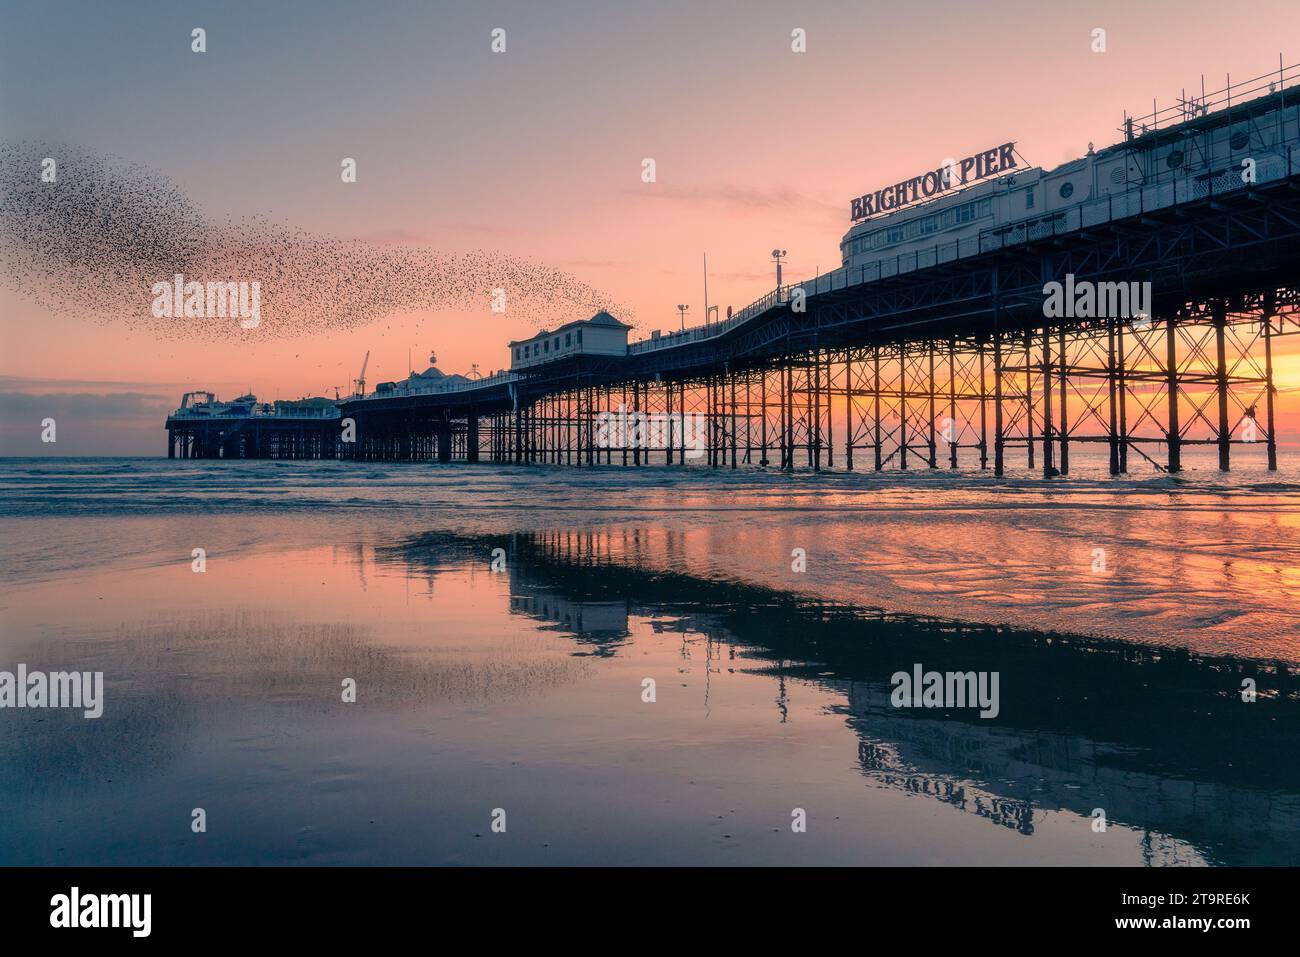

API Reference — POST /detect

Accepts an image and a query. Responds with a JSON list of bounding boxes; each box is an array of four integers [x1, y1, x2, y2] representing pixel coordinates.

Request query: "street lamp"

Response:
[[771, 249, 787, 290], [677, 303, 689, 332]]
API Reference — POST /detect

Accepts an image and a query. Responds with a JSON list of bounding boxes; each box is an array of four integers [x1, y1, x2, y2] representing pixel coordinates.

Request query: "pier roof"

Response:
[[509, 310, 630, 347]]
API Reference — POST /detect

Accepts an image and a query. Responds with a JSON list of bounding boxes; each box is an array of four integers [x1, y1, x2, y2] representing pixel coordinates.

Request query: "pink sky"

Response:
[[2, 1, 1298, 453]]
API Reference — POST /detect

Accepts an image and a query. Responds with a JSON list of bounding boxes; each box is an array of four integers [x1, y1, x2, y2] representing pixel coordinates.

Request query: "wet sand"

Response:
[[1, 458, 1298, 865]]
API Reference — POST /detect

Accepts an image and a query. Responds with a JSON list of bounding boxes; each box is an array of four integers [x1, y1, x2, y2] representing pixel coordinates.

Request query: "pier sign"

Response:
[[849, 142, 1017, 221]]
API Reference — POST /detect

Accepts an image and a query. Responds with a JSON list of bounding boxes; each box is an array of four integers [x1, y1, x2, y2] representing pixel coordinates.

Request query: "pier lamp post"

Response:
[[772, 249, 787, 290], [677, 304, 689, 332]]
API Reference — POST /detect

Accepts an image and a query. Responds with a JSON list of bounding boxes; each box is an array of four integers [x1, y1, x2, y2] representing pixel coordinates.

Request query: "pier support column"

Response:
[[1107, 321, 1120, 476], [845, 354, 855, 471], [528, 402, 537, 463], [1214, 302, 1230, 472], [513, 407, 523, 464], [872, 347, 883, 471], [1117, 322, 1129, 473], [633, 382, 642, 466], [927, 342, 937, 469], [993, 334, 1005, 476], [1024, 334, 1035, 470], [898, 344, 908, 470], [729, 373, 737, 469], [1058, 322, 1069, 475], [467, 414, 480, 463], [1166, 313, 1182, 474], [947, 338, 958, 469], [679, 379, 687, 465], [1041, 323, 1055, 478], [437, 410, 452, 463], [783, 361, 793, 471], [666, 379, 675, 466], [825, 352, 834, 470], [744, 374, 753, 465], [1264, 299, 1278, 471], [813, 352, 823, 471], [978, 337, 988, 470]]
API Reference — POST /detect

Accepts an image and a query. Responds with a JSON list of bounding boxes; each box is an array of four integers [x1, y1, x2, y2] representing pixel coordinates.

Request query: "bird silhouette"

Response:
[[0, 141, 634, 342]]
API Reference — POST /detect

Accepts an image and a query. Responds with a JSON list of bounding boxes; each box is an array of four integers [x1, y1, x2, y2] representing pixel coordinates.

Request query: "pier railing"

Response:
[[1120, 60, 1299, 137]]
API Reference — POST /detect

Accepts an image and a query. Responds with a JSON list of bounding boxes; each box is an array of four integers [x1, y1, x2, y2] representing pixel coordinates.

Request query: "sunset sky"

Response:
[[2, 0, 1299, 454]]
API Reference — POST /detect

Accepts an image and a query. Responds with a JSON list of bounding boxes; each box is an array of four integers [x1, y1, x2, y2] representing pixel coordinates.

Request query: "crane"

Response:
[[354, 350, 370, 398]]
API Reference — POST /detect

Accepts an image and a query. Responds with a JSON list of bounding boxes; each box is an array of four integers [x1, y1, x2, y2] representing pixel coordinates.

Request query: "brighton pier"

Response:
[[168, 68, 1300, 478]]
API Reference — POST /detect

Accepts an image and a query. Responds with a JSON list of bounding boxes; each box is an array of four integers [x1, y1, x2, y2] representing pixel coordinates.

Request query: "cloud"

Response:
[[0, 390, 174, 426], [0, 389, 174, 456], [0, 375, 189, 393], [0, 390, 170, 412]]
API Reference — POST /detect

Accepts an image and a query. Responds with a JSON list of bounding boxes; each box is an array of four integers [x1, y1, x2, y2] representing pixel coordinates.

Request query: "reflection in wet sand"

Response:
[[384, 527, 1300, 865]]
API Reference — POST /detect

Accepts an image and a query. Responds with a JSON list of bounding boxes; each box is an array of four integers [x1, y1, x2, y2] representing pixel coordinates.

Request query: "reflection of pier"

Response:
[[842, 682, 1282, 865], [509, 592, 631, 651], [850, 727, 1205, 865], [384, 526, 1300, 864]]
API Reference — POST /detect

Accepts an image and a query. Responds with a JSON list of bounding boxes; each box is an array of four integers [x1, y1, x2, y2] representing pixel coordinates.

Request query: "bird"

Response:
[[0, 140, 634, 345]]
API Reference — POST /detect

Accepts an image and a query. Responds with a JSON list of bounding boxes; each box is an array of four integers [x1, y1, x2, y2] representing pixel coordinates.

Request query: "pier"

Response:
[[169, 73, 1300, 477], [166, 391, 341, 459], [337, 147, 1300, 476]]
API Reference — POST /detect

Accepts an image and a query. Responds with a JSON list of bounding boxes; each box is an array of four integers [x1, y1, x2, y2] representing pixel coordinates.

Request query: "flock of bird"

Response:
[[0, 141, 630, 341]]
